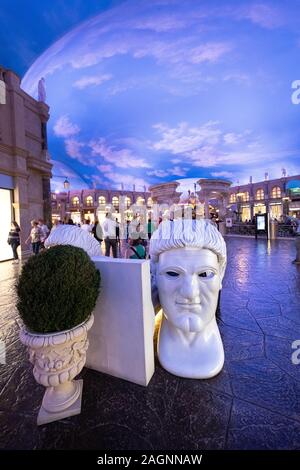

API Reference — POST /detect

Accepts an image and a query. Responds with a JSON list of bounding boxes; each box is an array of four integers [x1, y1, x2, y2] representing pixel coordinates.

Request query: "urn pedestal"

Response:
[[20, 315, 94, 425]]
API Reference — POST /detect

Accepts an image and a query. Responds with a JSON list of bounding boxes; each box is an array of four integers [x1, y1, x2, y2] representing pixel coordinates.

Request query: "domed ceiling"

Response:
[[22, 0, 300, 191]]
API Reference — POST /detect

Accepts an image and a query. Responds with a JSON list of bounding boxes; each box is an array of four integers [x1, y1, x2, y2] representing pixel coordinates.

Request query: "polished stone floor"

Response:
[[1, 237, 300, 450]]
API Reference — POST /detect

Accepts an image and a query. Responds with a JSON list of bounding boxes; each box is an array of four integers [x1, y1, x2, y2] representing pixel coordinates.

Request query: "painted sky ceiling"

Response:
[[18, 0, 300, 191]]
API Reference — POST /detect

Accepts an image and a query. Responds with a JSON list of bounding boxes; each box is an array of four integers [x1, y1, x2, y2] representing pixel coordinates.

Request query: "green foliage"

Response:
[[17, 245, 100, 334]]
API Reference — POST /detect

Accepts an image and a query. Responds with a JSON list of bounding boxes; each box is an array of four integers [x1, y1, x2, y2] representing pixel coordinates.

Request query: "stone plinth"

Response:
[[86, 257, 155, 386]]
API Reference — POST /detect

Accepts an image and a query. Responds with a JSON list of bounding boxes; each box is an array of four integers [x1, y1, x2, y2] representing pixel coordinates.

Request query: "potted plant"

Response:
[[17, 244, 100, 425]]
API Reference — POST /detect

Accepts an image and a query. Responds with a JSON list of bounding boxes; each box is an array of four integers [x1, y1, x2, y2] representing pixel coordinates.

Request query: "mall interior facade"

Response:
[[1, 65, 300, 262], [0, 65, 52, 261], [227, 173, 300, 222], [51, 174, 300, 226]]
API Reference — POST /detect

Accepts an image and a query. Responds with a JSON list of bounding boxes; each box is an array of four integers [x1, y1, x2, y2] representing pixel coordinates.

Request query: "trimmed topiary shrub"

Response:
[[17, 245, 100, 334]]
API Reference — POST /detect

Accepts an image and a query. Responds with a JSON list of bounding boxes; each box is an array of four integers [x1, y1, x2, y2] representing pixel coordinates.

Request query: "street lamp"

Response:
[[52, 175, 70, 190]]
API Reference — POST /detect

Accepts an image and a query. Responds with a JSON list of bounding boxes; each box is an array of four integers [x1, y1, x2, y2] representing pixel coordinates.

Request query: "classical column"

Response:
[[204, 192, 210, 218], [42, 177, 52, 226]]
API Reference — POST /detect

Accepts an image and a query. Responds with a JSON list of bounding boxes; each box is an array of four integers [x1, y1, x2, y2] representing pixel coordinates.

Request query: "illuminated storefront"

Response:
[[70, 211, 81, 224], [269, 203, 282, 220], [287, 180, 300, 217], [241, 205, 251, 221], [254, 203, 266, 215], [0, 175, 14, 262], [83, 210, 95, 223]]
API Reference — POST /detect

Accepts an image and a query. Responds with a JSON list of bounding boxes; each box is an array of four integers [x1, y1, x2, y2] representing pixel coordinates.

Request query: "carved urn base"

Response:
[[38, 380, 83, 426], [20, 315, 94, 425]]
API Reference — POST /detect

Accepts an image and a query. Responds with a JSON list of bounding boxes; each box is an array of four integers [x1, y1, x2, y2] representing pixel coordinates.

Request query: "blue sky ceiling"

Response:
[[18, 0, 300, 191]]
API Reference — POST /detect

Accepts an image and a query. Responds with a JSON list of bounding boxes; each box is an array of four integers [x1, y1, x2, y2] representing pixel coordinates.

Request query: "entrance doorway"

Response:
[[0, 189, 13, 262]]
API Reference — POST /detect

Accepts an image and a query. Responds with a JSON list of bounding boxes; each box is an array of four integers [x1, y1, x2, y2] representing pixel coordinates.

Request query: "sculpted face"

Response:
[[157, 247, 221, 333]]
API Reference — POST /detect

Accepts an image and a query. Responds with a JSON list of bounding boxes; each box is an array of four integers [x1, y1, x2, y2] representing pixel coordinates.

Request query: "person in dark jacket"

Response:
[[7, 221, 21, 263], [92, 219, 103, 245]]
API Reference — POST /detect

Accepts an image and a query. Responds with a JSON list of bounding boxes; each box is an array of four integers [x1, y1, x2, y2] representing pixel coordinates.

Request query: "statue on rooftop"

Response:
[[38, 77, 46, 103]]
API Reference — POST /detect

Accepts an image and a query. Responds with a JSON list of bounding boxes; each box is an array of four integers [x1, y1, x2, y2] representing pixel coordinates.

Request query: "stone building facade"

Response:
[[51, 188, 152, 225], [228, 174, 300, 221], [52, 174, 300, 228], [0, 66, 52, 261]]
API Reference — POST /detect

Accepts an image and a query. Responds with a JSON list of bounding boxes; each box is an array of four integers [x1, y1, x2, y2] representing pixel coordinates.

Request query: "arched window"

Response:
[[147, 197, 153, 206], [86, 195, 93, 206], [229, 193, 236, 203], [98, 196, 106, 205], [125, 196, 131, 208], [72, 196, 80, 207], [271, 186, 281, 199], [255, 189, 265, 200], [112, 196, 119, 207]]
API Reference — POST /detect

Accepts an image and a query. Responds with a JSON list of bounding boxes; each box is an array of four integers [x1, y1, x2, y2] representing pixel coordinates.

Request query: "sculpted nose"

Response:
[[180, 275, 200, 302]]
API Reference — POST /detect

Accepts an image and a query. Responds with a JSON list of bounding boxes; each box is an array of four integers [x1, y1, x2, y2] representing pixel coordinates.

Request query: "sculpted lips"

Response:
[[176, 302, 200, 305], [175, 301, 201, 309]]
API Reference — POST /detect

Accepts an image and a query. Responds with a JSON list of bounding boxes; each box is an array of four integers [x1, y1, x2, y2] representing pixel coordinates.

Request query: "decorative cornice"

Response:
[[27, 156, 52, 175], [0, 142, 28, 157]]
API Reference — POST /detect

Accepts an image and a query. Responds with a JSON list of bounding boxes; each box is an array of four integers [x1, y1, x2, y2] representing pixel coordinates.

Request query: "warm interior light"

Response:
[[0, 189, 13, 261]]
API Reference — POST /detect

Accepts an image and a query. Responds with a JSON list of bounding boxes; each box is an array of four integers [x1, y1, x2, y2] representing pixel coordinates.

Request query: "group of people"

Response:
[[7, 212, 300, 265], [7, 219, 50, 263], [88, 214, 151, 259]]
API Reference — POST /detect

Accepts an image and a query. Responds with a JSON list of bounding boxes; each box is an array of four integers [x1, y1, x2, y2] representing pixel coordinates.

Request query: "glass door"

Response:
[[0, 189, 13, 262]]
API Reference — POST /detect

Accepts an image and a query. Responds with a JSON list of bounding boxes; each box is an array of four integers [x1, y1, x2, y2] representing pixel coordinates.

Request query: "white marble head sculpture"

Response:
[[45, 224, 102, 259], [150, 219, 227, 379]]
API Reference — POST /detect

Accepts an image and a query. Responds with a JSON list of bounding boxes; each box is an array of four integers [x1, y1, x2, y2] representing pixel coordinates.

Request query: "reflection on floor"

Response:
[[1, 237, 300, 450]]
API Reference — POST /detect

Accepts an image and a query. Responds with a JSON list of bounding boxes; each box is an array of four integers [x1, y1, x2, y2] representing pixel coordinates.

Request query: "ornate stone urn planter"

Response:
[[20, 315, 94, 425], [16, 245, 100, 426]]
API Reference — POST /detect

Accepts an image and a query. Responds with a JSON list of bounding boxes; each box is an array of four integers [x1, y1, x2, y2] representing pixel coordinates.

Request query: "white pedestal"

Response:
[[87, 258, 155, 386]]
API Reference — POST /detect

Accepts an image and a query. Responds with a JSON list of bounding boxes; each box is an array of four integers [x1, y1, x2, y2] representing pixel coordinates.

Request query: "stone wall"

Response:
[[0, 66, 52, 259]]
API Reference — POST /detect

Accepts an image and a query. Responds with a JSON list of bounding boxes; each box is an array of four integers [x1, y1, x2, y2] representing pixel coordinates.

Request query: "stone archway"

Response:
[[197, 179, 232, 219]]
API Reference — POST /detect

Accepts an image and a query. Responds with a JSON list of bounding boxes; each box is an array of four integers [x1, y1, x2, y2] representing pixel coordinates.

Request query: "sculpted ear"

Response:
[[150, 262, 160, 310], [218, 269, 223, 290]]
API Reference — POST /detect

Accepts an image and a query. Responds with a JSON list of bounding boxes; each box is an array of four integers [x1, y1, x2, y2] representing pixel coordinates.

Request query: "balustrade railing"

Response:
[[226, 223, 297, 237]]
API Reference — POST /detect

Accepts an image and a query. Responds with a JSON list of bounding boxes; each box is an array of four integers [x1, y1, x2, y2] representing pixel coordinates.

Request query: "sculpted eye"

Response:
[[198, 271, 215, 279], [166, 271, 180, 277]]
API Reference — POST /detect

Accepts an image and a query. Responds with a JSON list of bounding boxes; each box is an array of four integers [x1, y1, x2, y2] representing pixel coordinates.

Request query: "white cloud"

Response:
[[151, 119, 295, 170], [223, 73, 251, 85], [211, 171, 235, 179], [133, 39, 232, 66], [65, 139, 85, 158], [53, 115, 80, 138], [147, 166, 188, 178], [223, 132, 252, 145], [133, 15, 187, 32], [73, 74, 112, 89], [89, 138, 151, 169], [97, 164, 113, 172], [70, 41, 130, 69], [238, 4, 284, 30], [107, 80, 137, 96], [223, 133, 240, 145], [103, 171, 149, 190], [189, 42, 232, 64], [147, 169, 169, 178], [152, 121, 222, 154]]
